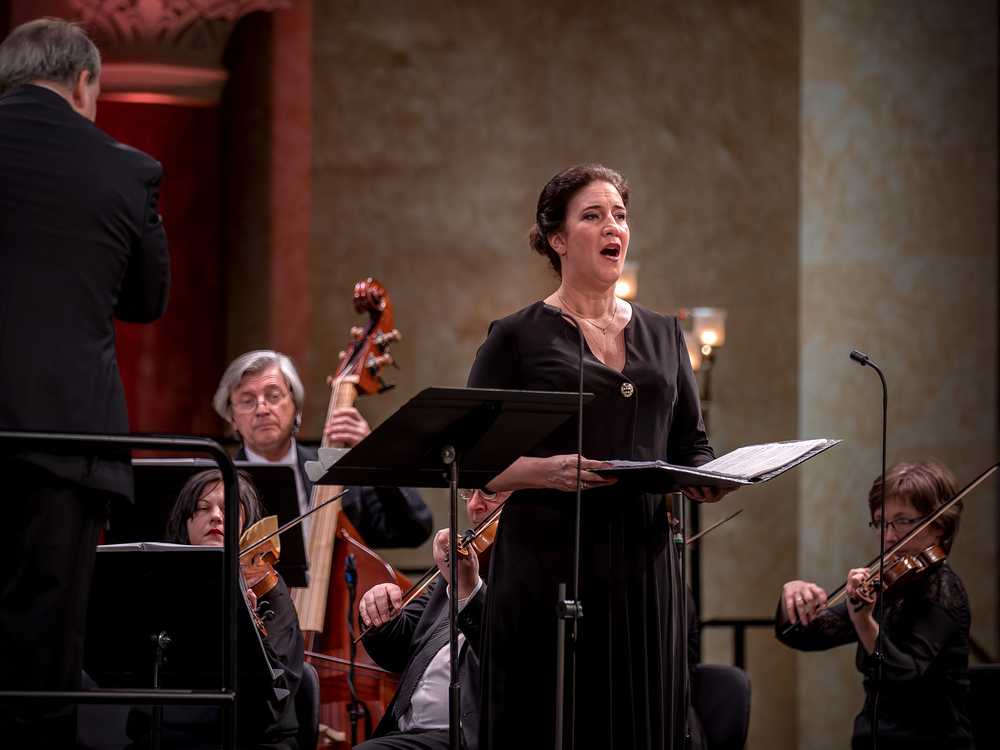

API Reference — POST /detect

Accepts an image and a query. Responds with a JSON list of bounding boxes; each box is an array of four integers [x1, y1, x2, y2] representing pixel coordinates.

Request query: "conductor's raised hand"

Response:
[[359, 582, 403, 628]]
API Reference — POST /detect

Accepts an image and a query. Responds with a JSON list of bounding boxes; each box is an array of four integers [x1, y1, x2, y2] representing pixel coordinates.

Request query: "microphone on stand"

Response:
[[849, 350, 870, 366], [543, 302, 584, 750], [849, 349, 888, 743]]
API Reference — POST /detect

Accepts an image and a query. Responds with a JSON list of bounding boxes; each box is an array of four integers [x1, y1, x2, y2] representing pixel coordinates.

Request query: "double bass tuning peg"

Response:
[[373, 329, 402, 353], [366, 353, 393, 377]]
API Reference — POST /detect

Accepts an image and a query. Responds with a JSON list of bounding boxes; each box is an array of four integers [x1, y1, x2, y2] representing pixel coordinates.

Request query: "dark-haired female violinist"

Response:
[[128, 469, 305, 750], [776, 459, 974, 749]]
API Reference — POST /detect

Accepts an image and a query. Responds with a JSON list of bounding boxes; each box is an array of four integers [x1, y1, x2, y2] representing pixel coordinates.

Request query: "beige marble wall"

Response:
[[222, 0, 996, 747], [800, 1, 998, 748]]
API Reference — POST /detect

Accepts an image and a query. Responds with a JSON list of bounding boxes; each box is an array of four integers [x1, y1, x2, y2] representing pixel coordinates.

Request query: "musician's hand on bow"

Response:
[[433, 528, 479, 600], [680, 485, 738, 503], [323, 407, 371, 447], [780, 579, 827, 627], [359, 582, 403, 628]]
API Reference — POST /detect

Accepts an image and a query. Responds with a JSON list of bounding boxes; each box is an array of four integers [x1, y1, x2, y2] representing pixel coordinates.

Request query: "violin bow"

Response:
[[353, 500, 506, 643], [685, 508, 743, 545], [240, 489, 350, 555]]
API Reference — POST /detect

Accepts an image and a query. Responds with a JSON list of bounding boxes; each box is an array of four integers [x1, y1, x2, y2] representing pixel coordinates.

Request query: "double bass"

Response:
[[291, 279, 412, 746]]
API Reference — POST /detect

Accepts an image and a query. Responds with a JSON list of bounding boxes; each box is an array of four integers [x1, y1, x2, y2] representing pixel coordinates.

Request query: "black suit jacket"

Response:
[[235, 442, 434, 548], [362, 579, 486, 748], [0, 84, 170, 501]]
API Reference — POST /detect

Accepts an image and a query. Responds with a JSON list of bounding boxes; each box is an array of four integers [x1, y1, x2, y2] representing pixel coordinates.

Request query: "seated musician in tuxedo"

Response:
[[355, 489, 507, 749], [126, 469, 304, 749], [213, 350, 432, 548]]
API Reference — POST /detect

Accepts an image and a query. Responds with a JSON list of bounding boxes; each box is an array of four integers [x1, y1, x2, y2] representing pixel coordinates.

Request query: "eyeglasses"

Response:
[[231, 391, 290, 414], [458, 489, 498, 502], [868, 516, 926, 533]]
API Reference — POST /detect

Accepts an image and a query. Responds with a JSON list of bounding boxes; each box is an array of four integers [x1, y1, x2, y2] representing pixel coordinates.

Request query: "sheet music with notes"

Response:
[[595, 438, 841, 490]]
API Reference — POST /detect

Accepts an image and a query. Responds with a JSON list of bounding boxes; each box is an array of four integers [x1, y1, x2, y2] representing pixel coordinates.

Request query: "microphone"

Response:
[[850, 350, 871, 367], [544, 300, 585, 750], [849, 348, 888, 741]]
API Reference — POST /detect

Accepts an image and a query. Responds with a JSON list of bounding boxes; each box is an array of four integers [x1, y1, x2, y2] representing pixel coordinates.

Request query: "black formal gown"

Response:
[[467, 301, 714, 750], [777, 563, 974, 749]]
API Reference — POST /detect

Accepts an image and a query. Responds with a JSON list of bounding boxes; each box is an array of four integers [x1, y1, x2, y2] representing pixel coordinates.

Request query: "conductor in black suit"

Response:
[[213, 350, 433, 548], [355, 488, 506, 749], [0, 18, 170, 747]]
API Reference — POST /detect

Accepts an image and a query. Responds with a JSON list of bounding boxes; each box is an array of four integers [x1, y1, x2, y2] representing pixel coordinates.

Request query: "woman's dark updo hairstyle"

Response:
[[164, 468, 263, 545], [528, 163, 630, 278]]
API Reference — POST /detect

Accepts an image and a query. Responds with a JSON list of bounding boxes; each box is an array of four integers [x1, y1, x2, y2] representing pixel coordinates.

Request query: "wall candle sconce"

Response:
[[680, 306, 727, 627], [684, 331, 703, 372], [689, 307, 727, 429], [615, 261, 639, 300]]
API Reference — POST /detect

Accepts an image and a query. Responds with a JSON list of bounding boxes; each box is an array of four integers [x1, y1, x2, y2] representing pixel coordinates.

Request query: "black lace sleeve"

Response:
[[775, 599, 858, 652]]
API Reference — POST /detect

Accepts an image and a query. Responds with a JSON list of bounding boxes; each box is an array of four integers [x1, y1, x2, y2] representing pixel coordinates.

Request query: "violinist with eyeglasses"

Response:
[[776, 459, 974, 749]]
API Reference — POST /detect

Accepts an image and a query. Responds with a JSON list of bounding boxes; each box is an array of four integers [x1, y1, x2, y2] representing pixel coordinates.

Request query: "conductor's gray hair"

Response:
[[213, 350, 306, 424], [0, 18, 101, 96]]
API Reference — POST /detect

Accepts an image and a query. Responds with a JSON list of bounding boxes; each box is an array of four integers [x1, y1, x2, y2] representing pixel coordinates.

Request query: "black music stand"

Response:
[[310, 387, 591, 750], [111, 460, 308, 587], [84, 544, 286, 748]]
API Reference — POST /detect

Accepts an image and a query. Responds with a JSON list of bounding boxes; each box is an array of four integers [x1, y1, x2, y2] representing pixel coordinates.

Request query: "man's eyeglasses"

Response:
[[458, 489, 498, 502], [231, 391, 290, 414], [868, 516, 926, 533]]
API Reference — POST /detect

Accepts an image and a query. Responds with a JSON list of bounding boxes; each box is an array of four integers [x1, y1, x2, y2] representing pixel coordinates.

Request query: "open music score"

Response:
[[594, 438, 841, 490]]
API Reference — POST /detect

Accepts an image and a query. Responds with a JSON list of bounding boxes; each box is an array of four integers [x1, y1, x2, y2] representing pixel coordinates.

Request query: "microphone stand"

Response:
[[345, 552, 369, 745], [544, 304, 584, 750], [849, 349, 887, 743]]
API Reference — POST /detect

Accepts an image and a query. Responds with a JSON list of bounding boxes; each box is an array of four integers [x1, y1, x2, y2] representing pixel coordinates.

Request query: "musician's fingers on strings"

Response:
[[846, 567, 870, 605]]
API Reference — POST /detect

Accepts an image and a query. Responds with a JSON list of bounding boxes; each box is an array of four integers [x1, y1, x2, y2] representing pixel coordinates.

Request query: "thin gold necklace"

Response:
[[556, 293, 618, 335]]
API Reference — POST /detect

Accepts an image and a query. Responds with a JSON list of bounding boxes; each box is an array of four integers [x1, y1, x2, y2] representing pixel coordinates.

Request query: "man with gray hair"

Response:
[[0, 17, 170, 747], [215, 350, 433, 548]]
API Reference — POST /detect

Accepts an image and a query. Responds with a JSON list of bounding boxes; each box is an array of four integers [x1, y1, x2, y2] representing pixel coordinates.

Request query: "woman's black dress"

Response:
[[776, 563, 974, 749], [467, 302, 714, 750]]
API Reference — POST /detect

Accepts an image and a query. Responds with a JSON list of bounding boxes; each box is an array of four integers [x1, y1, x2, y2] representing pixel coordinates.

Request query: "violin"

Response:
[[353, 500, 505, 643], [238, 490, 351, 635], [782, 462, 999, 636], [240, 515, 282, 600], [850, 543, 947, 608]]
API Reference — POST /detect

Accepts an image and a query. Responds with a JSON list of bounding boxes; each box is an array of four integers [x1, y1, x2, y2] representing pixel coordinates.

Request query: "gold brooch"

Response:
[[621, 383, 634, 397]]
